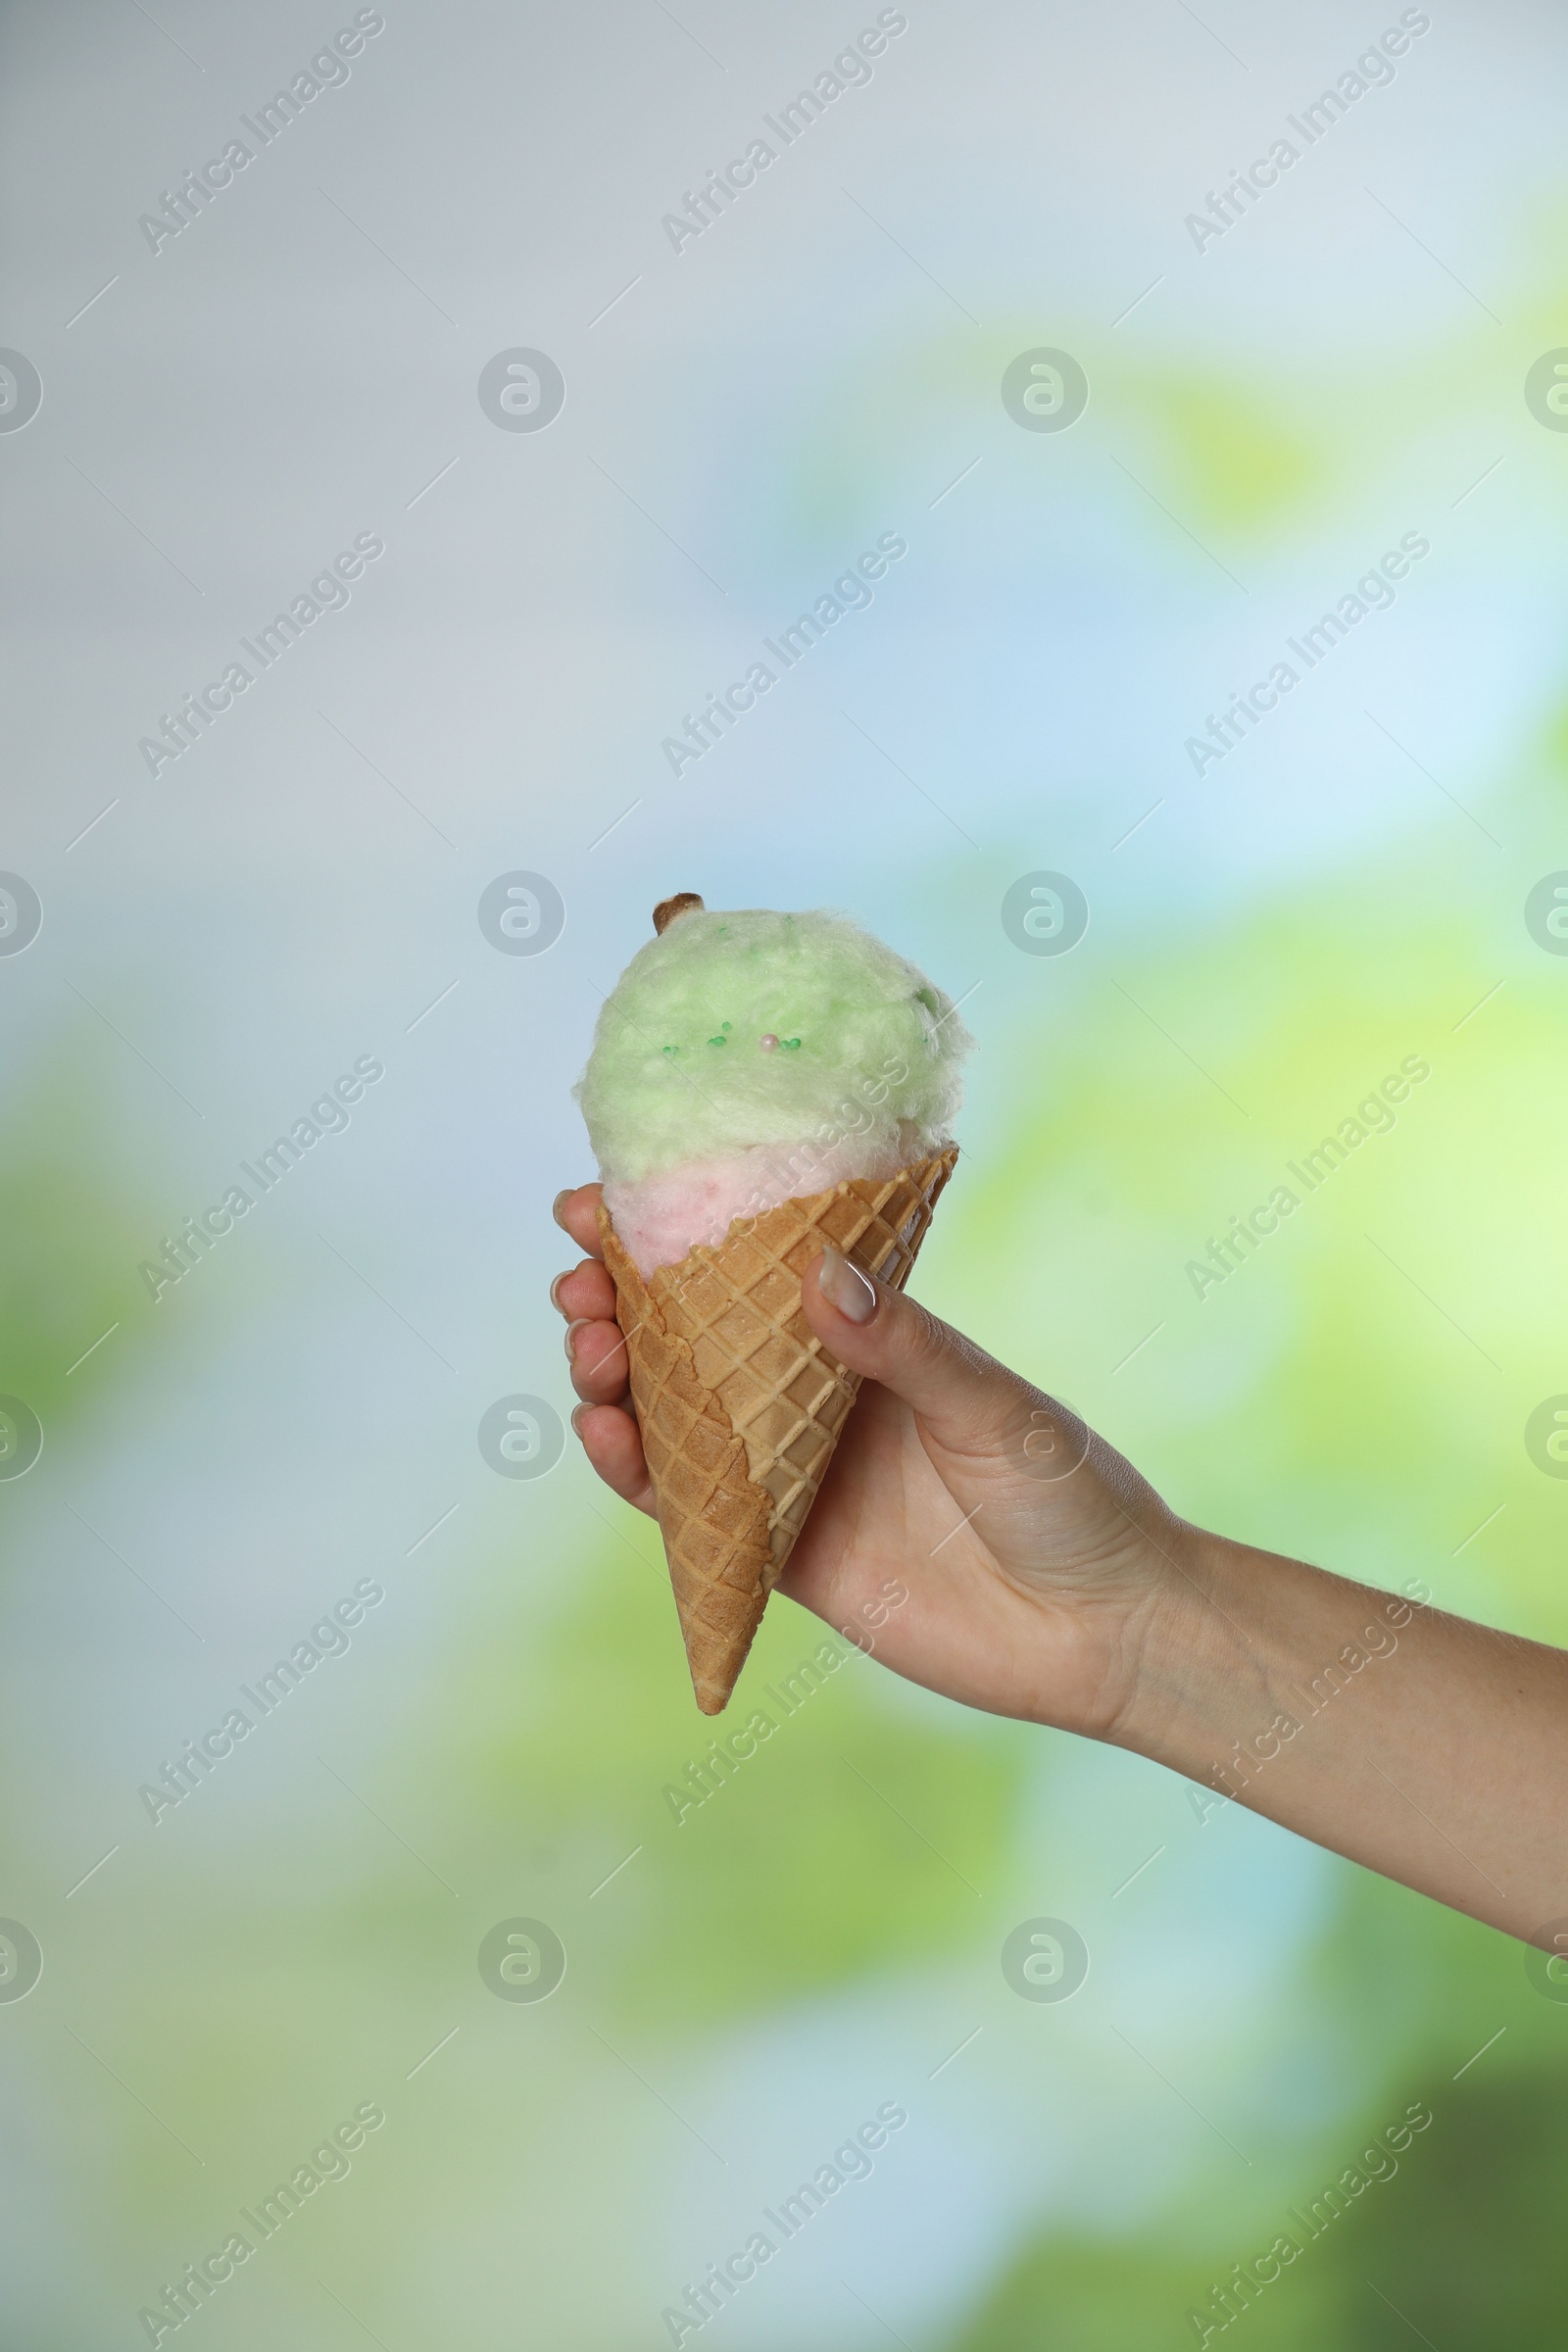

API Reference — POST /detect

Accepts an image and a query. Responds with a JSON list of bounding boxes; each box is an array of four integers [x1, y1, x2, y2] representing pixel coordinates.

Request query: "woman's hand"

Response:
[[553, 1182, 1568, 1945], [550, 1183, 1191, 1741]]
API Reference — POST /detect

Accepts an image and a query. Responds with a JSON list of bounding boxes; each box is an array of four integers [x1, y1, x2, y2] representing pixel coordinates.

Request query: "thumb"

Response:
[[803, 1240, 1058, 1468]]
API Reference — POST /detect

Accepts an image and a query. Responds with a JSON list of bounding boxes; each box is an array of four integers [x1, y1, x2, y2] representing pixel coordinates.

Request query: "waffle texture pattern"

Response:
[[598, 1150, 957, 1712]]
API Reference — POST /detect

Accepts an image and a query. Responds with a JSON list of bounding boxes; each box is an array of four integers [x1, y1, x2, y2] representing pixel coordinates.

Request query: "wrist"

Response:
[[1103, 1519, 1274, 1771]]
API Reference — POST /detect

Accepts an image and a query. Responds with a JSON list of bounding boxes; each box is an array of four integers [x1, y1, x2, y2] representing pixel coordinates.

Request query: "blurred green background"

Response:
[[3, 0, 1567, 2343]]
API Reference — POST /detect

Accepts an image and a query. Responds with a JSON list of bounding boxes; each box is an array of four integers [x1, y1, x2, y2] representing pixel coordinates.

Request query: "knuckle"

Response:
[[891, 1293, 945, 1365]]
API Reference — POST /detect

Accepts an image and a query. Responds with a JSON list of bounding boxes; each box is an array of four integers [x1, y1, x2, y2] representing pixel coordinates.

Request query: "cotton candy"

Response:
[[575, 905, 973, 1272]]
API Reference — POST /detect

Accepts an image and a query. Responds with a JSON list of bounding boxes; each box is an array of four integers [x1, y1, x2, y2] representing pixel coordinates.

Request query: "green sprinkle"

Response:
[[709, 1035, 726, 1047], [662, 1045, 679, 1055], [720, 1021, 731, 1030], [784, 1037, 801, 1050]]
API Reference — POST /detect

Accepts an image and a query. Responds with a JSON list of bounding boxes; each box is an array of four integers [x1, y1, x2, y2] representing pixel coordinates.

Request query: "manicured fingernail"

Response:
[[552, 1189, 574, 1232], [817, 1242, 876, 1323], [564, 1317, 591, 1363]]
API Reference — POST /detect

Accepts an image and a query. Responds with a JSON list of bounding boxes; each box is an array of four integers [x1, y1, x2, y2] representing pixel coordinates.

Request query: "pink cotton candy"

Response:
[[603, 1127, 923, 1278]]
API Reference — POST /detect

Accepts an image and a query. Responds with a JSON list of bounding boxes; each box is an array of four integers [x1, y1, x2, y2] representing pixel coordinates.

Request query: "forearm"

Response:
[[1117, 1527, 1568, 1943]]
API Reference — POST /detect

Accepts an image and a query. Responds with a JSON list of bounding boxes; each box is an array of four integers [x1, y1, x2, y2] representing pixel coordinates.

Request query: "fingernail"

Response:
[[817, 1241, 876, 1324], [564, 1317, 591, 1363], [549, 1271, 569, 1314], [569, 1402, 590, 1438], [552, 1189, 574, 1232]]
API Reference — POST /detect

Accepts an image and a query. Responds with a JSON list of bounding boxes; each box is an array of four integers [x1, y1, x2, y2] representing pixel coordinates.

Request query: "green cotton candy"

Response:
[[575, 906, 974, 1188]]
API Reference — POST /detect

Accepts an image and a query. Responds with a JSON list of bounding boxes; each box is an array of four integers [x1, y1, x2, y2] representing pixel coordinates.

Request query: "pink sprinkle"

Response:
[[759, 1033, 779, 1051]]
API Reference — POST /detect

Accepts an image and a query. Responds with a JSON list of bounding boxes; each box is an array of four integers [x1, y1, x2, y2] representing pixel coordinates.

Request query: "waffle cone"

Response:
[[597, 1149, 957, 1714]]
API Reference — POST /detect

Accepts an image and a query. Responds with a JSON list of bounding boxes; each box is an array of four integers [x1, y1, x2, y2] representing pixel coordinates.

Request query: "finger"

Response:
[[802, 1243, 1049, 1463], [565, 1316, 633, 1405], [553, 1184, 606, 1260], [570, 1401, 655, 1516], [550, 1258, 617, 1323]]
